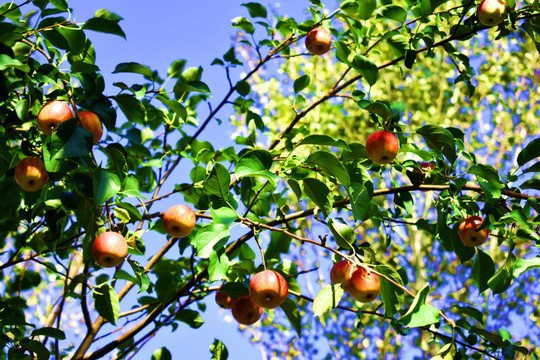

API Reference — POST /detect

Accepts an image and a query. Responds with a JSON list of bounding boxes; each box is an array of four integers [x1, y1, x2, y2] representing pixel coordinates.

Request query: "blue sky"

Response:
[[68, 1, 311, 359]]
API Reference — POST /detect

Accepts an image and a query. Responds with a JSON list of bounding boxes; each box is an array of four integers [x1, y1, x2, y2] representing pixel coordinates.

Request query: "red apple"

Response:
[[78, 110, 103, 143], [215, 285, 233, 309], [305, 28, 332, 56], [346, 267, 380, 303], [92, 231, 128, 268], [162, 205, 196, 238], [249, 270, 288, 309], [230, 295, 262, 325], [458, 215, 489, 247], [14, 156, 49, 192], [477, 0, 507, 27], [365, 130, 399, 165], [330, 260, 356, 287], [412, 161, 435, 183], [37, 100, 73, 136]]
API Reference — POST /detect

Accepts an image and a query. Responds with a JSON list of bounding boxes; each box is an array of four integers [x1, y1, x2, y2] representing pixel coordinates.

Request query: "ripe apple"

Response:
[[78, 110, 103, 143], [477, 0, 507, 27], [412, 161, 435, 182], [365, 130, 399, 165], [305, 28, 332, 56], [330, 260, 356, 287], [215, 286, 233, 309], [92, 231, 129, 268], [249, 270, 289, 309], [346, 267, 380, 303], [14, 156, 48, 192], [37, 100, 73, 136], [458, 215, 489, 247], [230, 295, 263, 325], [162, 205, 196, 238]]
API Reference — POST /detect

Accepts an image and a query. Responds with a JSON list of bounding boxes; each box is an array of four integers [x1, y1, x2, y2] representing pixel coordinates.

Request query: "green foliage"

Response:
[[0, 0, 539, 359]]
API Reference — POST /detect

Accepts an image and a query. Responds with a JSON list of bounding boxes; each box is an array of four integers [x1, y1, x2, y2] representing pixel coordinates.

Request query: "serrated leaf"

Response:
[[93, 168, 121, 205], [194, 224, 230, 259], [517, 138, 540, 167], [296, 135, 351, 151], [400, 283, 440, 328], [303, 178, 333, 219], [417, 124, 456, 164], [294, 74, 310, 93], [313, 284, 344, 317], [513, 257, 540, 277], [93, 284, 120, 325], [280, 298, 302, 337], [151, 347, 172, 360], [306, 151, 350, 187], [204, 163, 231, 201], [210, 339, 229, 360], [374, 265, 405, 316], [471, 249, 495, 293]]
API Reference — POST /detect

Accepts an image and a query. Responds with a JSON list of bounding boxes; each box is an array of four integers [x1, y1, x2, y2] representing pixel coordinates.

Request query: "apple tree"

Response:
[[0, 0, 539, 359]]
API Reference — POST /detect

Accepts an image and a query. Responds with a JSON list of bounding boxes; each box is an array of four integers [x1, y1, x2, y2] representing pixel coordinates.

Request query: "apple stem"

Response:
[[253, 229, 266, 271]]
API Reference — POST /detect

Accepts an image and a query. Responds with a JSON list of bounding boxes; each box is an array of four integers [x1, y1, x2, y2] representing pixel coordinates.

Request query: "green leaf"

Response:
[[312, 284, 344, 317], [280, 298, 302, 337], [20, 339, 50, 360], [400, 283, 440, 328], [93, 168, 121, 205], [210, 207, 238, 227], [151, 347, 172, 360], [296, 135, 351, 151], [523, 161, 540, 174], [357, 0, 376, 19], [83, 9, 125, 38], [194, 224, 230, 259], [126, 259, 150, 293], [231, 16, 255, 34], [114, 95, 147, 124], [208, 251, 230, 282], [210, 339, 229, 360], [242, 2, 267, 18], [375, 265, 405, 316], [204, 163, 231, 201], [488, 252, 516, 294], [31, 327, 66, 340], [351, 54, 379, 86], [51, 120, 93, 160], [349, 181, 372, 221], [417, 124, 456, 164], [376, 5, 407, 23], [306, 151, 351, 187], [0, 54, 30, 72], [517, 138, 540, 167], [431, 342, 456, 360], [328, 218, 355, 250], [303, 178, 333, 219], [112, 62, 154, 79], [175, 309, 204, 329], [293, 74, 310, 93], [93, 284, 120, 325], [235, 149, 278, 186], [468, 164, 504, 189], [471, 249, 495, 293], [404, 49, 417, 69], [513, 257, 540, 277]]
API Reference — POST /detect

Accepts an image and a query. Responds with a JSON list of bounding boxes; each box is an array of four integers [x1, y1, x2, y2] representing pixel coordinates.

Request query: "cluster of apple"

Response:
[[92, 205, 197, 268], [331, 261, 381, 303], [215, 269, 289, 326], [13, 100, 103, 193]]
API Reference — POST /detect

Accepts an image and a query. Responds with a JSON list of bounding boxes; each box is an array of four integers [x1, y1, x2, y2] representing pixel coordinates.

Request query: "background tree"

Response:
[[0, 0, 539, 359]]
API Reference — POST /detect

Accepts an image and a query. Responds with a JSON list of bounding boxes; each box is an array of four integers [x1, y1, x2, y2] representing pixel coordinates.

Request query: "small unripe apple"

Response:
[[330, 260, 356, 287], [477, 0, 507, 27], [215, 286, 233, 309], [458, 215, 489, 247], [162, 205, 196, 238], [305, 28, 332, 56], [92, 231, 128, 268], [249, 270, 289, 309], [230, 295, 262, 325], [365, 130, 399, 165], [346, 267, 380, 303], [412, 161, 435, 183], [14, 156, 48, 192], [78, 110, 103, 143], [37, 100, 73, 136]]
